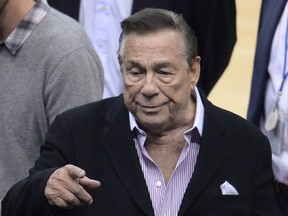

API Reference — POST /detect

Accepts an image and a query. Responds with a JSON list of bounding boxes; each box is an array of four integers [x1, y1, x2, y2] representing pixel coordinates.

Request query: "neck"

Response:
[[142, 103, 196, 139], [0, 0, 36, 41]]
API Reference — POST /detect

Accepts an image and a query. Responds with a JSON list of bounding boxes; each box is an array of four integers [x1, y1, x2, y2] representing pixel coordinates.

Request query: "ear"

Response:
[[190, 56, 201, 89], [118, 55, 124, 73], [118, 55, 122, 66]]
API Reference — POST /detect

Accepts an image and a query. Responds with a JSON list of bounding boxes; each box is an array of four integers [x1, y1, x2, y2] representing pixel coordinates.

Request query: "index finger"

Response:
[[65, 164, 86, 179]]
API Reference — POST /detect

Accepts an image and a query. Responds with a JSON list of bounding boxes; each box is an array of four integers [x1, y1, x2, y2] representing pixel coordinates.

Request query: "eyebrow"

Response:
[[126, 60, 144, 69], [153, 62, 173, 71], [126, 60, 174, 71]]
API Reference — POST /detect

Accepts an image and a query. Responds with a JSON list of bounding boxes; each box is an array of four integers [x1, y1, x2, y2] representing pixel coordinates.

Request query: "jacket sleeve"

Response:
[[189, 0, 237, 95]]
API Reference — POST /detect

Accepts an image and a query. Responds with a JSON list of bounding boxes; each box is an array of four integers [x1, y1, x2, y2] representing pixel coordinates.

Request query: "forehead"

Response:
[[123, 29, 183, 59]]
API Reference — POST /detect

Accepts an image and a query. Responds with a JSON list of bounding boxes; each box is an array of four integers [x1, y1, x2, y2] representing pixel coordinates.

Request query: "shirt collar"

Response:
[[3, 0, 48, 55], [129, 86, 205, 137]]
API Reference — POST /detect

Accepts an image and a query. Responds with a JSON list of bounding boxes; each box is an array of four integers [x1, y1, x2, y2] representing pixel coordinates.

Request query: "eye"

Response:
[[158, 71, 171, 77], [156, 69, 175, 83], [129, 70, 144, 76], [125, 67, 145, 82]]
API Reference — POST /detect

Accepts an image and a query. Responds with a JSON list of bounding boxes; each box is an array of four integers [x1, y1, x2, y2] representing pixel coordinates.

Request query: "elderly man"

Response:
[[2, 8, 275, 216]]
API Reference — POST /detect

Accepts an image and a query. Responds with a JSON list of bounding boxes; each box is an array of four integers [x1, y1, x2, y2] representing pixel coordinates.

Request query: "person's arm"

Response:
[[44, 46, 103, 126], [189, 0, 237, 95], [1, 114, 100, 216], [1, 168, 58, 216]]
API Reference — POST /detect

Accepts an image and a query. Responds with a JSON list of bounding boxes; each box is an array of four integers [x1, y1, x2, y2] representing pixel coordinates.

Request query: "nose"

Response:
[[140, 73, 159, 97]]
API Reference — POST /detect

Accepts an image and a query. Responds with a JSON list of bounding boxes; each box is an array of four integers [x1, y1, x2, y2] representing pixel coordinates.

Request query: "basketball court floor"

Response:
[[208, 0, 261, 118]]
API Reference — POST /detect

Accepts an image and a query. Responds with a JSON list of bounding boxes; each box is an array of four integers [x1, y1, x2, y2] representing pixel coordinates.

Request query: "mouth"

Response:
[[138, 104, 163, 113]]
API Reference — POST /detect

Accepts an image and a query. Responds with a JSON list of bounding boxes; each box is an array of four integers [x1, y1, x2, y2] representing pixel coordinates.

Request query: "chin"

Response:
[[137, 117, 164, 128]]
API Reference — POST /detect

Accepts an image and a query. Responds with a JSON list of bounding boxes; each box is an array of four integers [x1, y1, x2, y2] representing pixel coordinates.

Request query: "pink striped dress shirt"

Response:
[[129, 88, 204, 216]]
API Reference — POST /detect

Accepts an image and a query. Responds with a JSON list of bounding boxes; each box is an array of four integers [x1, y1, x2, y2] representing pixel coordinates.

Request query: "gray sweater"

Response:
[[0, 7, 103, 199]]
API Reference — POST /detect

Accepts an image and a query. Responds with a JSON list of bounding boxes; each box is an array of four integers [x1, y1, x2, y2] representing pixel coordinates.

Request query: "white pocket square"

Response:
[[220, 181, 239, 195]]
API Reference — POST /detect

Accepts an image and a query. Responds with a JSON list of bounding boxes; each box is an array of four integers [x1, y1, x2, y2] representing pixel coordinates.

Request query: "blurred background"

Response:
[[208, 0, 261, 118]]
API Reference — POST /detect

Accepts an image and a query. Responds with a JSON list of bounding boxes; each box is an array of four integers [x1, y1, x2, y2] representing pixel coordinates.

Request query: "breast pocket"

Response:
[[213, 194, 251, 216]]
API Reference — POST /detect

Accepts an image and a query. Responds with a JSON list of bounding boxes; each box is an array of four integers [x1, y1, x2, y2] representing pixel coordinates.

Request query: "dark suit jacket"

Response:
[[47, 0, 236, 95], [247, 0, 287, 125], [2, 93, 276, 215]]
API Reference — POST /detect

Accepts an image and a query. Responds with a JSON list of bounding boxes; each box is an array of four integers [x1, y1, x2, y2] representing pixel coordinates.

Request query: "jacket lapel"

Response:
[[100, 97, 154, 216], [179, 94, 231, 215]]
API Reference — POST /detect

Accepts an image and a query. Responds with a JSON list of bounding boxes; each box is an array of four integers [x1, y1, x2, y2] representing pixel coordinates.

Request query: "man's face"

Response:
[[120, 29, 200, 133]]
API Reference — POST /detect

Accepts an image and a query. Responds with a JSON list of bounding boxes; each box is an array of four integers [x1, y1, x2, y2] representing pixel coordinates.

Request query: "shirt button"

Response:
[[155, 181, 162, 187], [97, 40, 104, 48], [100, 5, 107, 11]]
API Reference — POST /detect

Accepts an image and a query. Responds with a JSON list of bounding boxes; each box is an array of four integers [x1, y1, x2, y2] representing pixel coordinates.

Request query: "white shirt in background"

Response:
[[79, 0, 133, 98]]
